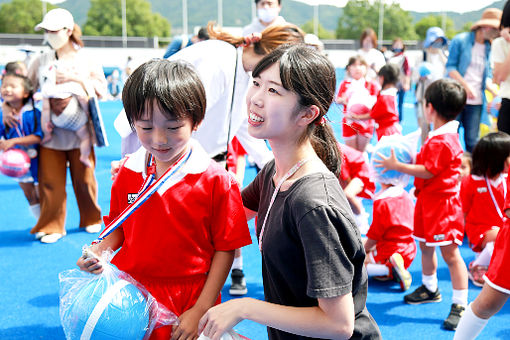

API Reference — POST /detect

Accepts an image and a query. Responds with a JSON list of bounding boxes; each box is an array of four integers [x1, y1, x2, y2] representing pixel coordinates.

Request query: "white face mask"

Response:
[[45, 30, 69, 50], [257, 7, 279, 24]]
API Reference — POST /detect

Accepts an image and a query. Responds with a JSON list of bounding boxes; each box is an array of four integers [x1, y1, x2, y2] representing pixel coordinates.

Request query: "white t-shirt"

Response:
[[242, 16, 286, 35], [464, 42, 486, 105], [491, 37, 510, 99]]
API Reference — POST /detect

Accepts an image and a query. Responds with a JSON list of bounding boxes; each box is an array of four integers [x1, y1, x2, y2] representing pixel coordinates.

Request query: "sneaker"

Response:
[[468, 262, 487, 288], [84, 224, 101, 234], [40, 233, 63, 244], [443, 303, 465, 330], [404, 284, 442, 304], [373, 275, 392, 282], [34, 232, 46, 240], [229, 269, 247, 296], [389, 253, 412, 291]]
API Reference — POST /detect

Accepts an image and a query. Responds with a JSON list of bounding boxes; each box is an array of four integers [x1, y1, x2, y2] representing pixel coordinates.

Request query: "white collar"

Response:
[[428, 120, 459, 138], [125, 139, 210, 176], [472, 173, 507, 187], [380, 87, 398, 96], [374, 185, 405, 201]]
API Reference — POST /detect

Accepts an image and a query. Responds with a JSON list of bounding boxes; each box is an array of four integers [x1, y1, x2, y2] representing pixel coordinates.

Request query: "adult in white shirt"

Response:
[[492, 3, 510, 135], [116, 23, 304, 169], [243, 0, 286, 36], [357, 28, 386, 81]]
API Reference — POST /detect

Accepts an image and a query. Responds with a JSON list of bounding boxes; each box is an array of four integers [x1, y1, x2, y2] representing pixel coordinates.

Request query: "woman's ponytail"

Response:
[[310, 120, 342, 177]]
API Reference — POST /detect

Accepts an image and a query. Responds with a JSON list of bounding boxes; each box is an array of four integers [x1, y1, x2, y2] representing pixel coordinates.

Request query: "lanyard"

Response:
[[92, 148, 192, 244], [14, 111, 24, 137], [258, 158, 310, 252], [485, 175, 507, 221]]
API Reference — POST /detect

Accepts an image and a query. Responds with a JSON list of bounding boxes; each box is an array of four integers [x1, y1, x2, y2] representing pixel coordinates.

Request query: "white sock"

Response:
[[453, 303, 489, 340], [472, 242, 494, 267], [29, 204, 40, 219], [452, 289, 469, 307], [366, 263, 390, 277], [422, 273, 438, 292], [231, 255, 243, 270]]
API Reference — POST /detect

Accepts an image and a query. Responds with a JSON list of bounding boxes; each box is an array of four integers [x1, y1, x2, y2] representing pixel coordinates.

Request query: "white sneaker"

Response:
[[40, 233, 63, 244], [34, 232, 46, 240], [85, 224, 101, 233]]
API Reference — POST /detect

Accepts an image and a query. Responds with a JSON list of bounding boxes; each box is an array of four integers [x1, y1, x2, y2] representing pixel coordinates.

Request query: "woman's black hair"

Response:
[[501, 0, 510, 29], [252, 44, 342, 176], [471, 131, 510, 178], [122, 59, 206, 129]]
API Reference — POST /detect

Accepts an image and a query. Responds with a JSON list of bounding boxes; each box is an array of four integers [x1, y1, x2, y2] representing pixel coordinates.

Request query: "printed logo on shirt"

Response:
[[127, 193, 138, 204], [433, 234, 445, 241], [477, 187, 487, 193]]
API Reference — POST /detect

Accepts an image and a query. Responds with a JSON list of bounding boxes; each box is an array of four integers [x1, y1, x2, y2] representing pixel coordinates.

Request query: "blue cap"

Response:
[[424, 27, 447, 48]]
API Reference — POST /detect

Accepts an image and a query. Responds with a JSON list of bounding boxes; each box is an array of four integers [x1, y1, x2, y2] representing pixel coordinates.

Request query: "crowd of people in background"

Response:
[[2, 0, 510, 338]]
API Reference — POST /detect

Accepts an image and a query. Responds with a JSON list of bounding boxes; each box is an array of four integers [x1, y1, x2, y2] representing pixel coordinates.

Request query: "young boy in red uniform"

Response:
[[77, 60, 252, 339], [375, 78, 469, 330]]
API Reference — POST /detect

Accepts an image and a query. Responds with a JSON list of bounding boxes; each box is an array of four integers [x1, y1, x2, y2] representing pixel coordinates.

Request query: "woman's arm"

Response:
[[199, 293, 354, 340], [172, 250, 235, 339], [343, 177, 364, 215]]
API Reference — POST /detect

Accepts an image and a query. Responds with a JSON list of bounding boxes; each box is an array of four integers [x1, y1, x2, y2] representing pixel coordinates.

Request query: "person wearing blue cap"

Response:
[[446, 8, 502, 152]]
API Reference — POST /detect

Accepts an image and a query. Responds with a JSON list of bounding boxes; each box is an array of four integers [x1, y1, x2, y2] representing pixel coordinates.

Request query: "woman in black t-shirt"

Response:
[[199, 44, 381, 340]]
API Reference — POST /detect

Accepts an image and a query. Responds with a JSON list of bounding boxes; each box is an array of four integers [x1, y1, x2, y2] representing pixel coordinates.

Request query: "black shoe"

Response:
[[443, 303, 465, 330], [229, 269, 247, 296], [404, 284, 442, 304]]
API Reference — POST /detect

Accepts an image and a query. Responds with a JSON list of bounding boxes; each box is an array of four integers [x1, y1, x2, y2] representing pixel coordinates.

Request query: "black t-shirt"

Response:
[[242, 160, 381, 340]]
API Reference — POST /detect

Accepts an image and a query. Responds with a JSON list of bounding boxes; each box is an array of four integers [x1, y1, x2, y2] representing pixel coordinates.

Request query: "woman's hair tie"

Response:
[[315, 116, 327, 126], [242, 32, 262, 47]]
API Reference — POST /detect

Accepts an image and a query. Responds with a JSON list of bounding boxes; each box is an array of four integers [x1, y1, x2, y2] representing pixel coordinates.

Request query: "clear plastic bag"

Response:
[[59, 248, 178, 340], [370, 129, 421, 187]]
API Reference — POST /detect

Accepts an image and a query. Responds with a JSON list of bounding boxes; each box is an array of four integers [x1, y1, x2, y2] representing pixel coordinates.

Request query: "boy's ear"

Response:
[[297, 105, 320, 127]]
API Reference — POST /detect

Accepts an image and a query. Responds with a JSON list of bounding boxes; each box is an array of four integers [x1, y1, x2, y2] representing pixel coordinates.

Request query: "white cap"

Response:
[[35, 8, 74, 31]]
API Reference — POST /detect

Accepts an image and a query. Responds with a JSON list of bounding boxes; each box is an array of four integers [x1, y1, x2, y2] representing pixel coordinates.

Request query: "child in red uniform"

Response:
[[336, 56, 379, 152], [454, 173, 510, 339], [375, 78, 469, 330], [77, 60, 251, 339], [337, 142, 376, 234], [351, 64, 402, 141], [460, 132, 510, 286]]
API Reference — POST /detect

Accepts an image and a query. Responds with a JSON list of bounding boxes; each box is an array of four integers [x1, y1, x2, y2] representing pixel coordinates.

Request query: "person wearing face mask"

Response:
[[20, 8, 107, 243], [446, 8, 502, 152], [242, 0, 286, 36], [357, 28, 386, 82], [387, 38, 411, 122]]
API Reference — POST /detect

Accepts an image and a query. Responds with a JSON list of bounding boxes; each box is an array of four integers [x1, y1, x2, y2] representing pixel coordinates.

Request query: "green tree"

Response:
[[0, 0, 56, 34], [84, 0, 170, 37], [301, 20, 335, 39], [415, 15, 456, 40], [336, 0, 416, 41]]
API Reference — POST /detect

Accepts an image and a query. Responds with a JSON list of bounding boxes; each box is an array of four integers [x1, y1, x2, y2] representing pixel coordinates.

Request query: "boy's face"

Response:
[[459, 157, 471, 181], [423, 102, 435, 124], [133, 100, 195, 169]]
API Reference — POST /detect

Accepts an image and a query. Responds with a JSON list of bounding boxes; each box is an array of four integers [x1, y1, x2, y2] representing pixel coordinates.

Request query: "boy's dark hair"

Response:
[[424, 78, 466, 121], [253, 44, 342, 176], [255, 0, 281, 4], [1, 72, 34, 105], [197, 27, 209, 41], [122, 59, 206, 129], [378, 63, 399, 89], [471, 131, 510, 178]]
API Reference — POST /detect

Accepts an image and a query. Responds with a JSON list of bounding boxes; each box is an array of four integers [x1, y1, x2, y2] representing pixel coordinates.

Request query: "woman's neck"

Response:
[[56, 42, 77, 60], [270, 140, 318, 181]]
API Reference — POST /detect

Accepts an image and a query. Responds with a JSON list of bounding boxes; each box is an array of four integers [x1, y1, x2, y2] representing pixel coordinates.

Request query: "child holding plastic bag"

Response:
[[460, 132, 510, 287], [77, 59, 252, 339], [364, 132, 420, 291], [336, 55, 379, 152]]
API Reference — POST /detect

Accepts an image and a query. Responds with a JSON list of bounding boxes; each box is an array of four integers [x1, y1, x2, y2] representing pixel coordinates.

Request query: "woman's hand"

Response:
[[2, 102, 19, 129], [171, 306, 205, 340], [55, 69, 81, 84], [198, 299, 247, 340]]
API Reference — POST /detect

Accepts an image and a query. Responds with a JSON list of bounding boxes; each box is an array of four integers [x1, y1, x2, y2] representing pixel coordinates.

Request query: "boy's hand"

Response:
[[373, 148, 399, 172], [171, 305, 204, 340], [77, 248, 103, 274]]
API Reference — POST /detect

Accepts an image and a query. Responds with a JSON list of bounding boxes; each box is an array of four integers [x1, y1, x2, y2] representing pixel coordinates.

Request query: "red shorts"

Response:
[[465, 223, 500, 252], [375, 123, 402, 141], [484, 223, 510, 293], [134, 274, 221, 339], [342, 117, 374, 139], [414, 193, 464, 246], [371, 240, 417, 268]]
